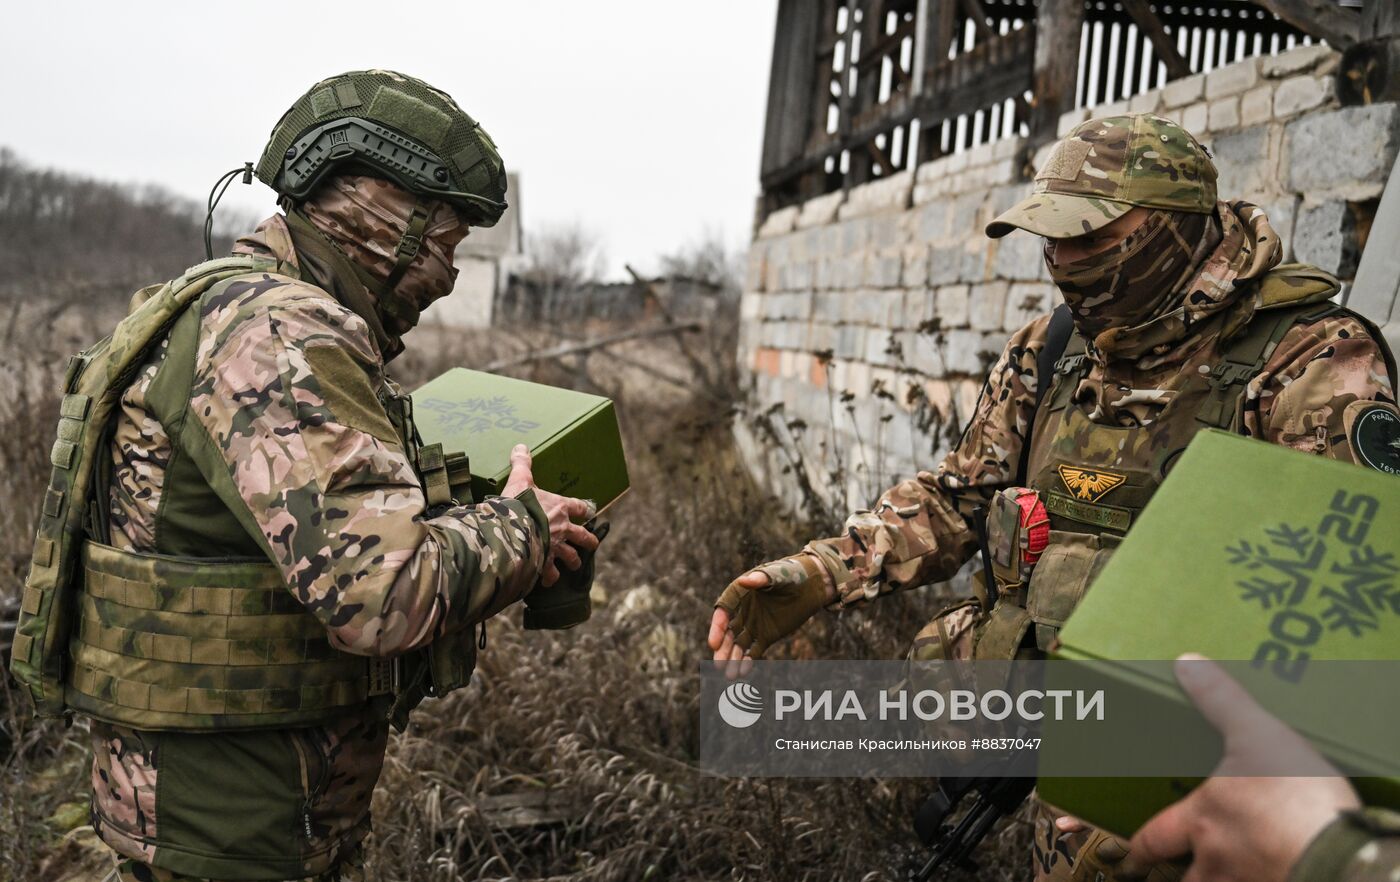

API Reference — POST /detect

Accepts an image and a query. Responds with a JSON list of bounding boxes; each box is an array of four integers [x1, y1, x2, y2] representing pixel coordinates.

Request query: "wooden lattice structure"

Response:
[[758, 0, 1386, 219]]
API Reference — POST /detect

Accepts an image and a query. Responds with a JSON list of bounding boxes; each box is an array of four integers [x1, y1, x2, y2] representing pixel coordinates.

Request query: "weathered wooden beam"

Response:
[[930, 0, 957, 61], [1343, 138, 1400, 354], [1247, 0, 1360, 50], [1119, 0, 1192, 80], [866, 137, 894, 174], [472, 790, 586, 831], [856, 16, 917, 70], [1360, 0, 1400, 41], [760, 0, 825, 181], [481, 323, 702, 372], [959, 0, 998, 43], [1030, 0, 1084, 144]]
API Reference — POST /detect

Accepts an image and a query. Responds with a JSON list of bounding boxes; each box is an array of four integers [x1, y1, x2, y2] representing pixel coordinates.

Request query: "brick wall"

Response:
[[736, 44, 1400, 513]]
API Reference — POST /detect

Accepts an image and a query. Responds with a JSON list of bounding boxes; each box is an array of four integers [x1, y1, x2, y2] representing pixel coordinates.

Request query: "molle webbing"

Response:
[[1193, 302, 1333, 428], [66, 542, 392, 731]]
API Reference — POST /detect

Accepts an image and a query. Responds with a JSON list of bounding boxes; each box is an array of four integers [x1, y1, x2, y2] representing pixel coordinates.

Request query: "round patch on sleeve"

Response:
[[1351, 404, 1400, 475]]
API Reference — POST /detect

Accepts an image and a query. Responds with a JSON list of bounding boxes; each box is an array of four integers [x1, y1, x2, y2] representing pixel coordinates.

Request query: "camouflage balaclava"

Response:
[[300, 174, 469, 353], [1043, 207, 1220, 339], [987, 113, 1228, 345]]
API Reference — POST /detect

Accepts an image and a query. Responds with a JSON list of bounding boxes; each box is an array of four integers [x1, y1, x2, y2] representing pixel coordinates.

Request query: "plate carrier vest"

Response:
[[972, 265, 1398, 659], [9, 255, 474, 731]]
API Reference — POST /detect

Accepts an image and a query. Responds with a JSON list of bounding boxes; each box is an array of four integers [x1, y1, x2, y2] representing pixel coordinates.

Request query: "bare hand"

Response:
[[501, 444, 598, 587], [707, 571, 766, 680], [1121, 653, 1360, 882]]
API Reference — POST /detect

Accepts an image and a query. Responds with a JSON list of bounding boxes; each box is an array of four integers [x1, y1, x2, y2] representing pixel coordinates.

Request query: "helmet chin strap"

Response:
[[286, 192, 434, 342], [383, 200, 431, 291]]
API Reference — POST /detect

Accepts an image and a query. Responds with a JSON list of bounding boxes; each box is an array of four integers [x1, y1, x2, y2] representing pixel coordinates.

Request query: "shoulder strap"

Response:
[[1016, 305, 1074, 484], [1196, 301, 1344, 429]]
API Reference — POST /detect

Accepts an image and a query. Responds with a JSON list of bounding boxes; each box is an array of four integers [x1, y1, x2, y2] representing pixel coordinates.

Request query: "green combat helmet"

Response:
[[255, 69, 507, 227], [986, 112, 1217, 239]]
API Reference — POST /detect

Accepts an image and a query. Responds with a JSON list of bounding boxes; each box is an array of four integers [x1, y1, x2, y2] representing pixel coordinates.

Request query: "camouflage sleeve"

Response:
[[1247, 314, 1400, 472], [1288, 809, 1400, 882], [190, 278, 547, 656], [807, 314, 1054, 608]]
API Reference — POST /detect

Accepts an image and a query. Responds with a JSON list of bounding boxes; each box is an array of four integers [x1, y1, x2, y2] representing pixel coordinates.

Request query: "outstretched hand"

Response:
[[502, 444, 599, 586], [709, 557, 833, 680], [708, 571, 769, 680]]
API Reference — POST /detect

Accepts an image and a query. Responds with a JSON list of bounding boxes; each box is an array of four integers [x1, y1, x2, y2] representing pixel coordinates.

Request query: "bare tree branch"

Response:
[[481, 322, 702, 372]]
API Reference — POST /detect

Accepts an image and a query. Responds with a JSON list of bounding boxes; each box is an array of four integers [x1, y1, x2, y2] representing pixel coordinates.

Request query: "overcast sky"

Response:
[[1, 1, 777, 279]]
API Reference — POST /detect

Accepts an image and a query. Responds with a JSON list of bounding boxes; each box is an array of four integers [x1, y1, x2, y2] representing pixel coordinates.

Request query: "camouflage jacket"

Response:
[[89, 207, 547, 878], [803, 202, 1400, 608], [1290, 808, 1400, 882]]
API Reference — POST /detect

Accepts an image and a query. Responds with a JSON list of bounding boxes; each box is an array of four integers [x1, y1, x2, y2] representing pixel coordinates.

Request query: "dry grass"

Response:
[[0, 339, 110, 882], [0, 314, 1034, 881]]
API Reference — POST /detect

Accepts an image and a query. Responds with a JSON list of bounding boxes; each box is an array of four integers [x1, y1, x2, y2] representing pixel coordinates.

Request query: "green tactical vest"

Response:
[[992, 265, 1397, 655], [10, 254, 475, 731]]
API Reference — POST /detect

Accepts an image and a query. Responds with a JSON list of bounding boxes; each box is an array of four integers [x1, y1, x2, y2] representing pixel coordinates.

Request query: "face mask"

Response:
[[376, 212, 464, 340], [302, 175, 469, 344], [1044, 208, 1211, 338]]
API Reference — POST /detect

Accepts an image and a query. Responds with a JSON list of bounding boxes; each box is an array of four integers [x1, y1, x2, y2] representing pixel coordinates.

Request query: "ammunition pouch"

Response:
[[905, 598, 1031, 769], [387, 623, 479, 731], [1025, 530, 1120, 652], [385, 429, 485, 729], [974, 601, 1034, 661], [907, 594, 1035, 665], [908, 598, 983, 663]]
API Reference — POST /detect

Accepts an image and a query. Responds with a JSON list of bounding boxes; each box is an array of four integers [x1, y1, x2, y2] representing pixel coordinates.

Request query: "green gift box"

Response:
[[411, 368, 629, 513], [1040, 430, 1400, 836]]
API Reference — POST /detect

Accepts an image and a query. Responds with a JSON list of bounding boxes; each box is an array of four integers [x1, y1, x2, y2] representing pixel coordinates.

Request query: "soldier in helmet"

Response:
[[14, 71, 598, 881], [708, 113, 1400, 880]]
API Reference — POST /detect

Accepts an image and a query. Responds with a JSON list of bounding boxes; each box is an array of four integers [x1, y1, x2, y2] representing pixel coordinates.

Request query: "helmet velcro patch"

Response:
[[367, 86, 452, 146], [310, 88, 339, 117]]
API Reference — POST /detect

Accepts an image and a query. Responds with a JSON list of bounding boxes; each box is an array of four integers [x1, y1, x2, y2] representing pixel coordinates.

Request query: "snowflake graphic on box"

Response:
[[1227, 508, 1398, 640]]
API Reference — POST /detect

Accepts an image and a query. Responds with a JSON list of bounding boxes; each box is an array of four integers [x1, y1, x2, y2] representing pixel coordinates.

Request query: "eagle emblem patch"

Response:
[[1057, 465, 1126, 502]]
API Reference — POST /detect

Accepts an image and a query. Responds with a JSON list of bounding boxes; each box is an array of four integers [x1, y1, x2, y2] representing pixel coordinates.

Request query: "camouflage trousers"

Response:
[[111, 852, 366, 882], [1032, 801, 1185, 882]]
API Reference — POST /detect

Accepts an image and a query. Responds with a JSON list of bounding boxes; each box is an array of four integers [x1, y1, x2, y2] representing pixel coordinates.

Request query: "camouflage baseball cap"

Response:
[[986, 113, 1217, 239]]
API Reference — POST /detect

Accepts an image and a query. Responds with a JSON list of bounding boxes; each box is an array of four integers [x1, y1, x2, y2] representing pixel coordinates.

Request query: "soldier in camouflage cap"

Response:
[[711, 112, 1400, 882], [43, 71, 600, 881], [985, 112, 1216, 239]]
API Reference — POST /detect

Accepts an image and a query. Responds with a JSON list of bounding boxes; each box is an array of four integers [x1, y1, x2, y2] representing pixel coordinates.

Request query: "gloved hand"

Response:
[[523, 520, 609, 630], [709, 554, 832, 677]]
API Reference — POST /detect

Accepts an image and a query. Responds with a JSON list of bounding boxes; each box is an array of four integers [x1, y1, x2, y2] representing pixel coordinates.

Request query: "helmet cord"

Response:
[[204, 163, 254, 260]]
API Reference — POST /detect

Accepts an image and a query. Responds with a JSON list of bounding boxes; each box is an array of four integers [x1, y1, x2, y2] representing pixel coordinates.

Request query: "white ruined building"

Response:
[[425, 171, 525, 328]]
